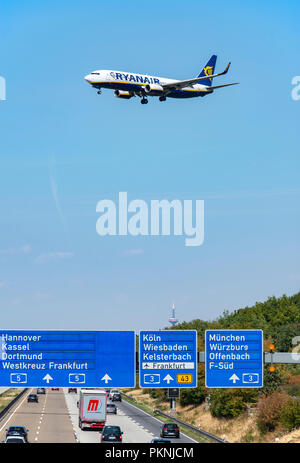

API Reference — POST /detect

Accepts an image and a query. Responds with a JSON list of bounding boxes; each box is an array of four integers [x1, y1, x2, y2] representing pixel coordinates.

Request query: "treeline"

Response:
[[169, 292, 300, 351], [152, 292, 300, 434]]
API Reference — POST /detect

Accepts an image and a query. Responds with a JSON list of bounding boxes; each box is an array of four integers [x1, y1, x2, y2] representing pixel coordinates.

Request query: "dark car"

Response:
[[27, 393, 38, 403], [37, 387, 46, 394], [160, 423, 180, 438], [151, 438, 171, 443], [6, 426, 28, 442], [111, 393, 122, 402], [106, 403, 117, 414], [51, 387, 59, 391], [68, 388, 77, 393], [101, 425, 123, 443]]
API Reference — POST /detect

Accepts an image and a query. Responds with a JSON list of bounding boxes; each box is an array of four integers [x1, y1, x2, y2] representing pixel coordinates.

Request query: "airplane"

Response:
[[84, 55, 238, 104]]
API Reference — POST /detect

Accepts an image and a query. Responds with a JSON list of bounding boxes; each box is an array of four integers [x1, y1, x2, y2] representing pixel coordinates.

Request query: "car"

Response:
[[27, 393, 38, 403], [151, 438, 171, 443], [160, 422, 180, 438], [5, 426, 28, 442], [3, 436, 27, 443], [37, 387, 46, 394], [111, 393, 122, 402], [109, 389, 119, 400], [68, 388, 77, 393], [100, 425, 123, 443], [106, 403, 117, 414], [51, 387, 59, 391]]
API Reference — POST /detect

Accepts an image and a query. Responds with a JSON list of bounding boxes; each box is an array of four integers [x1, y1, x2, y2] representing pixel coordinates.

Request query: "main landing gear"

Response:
[[97, 90, 102, 95], [159, 96, 166, 102], [141, 97, 148, 104]]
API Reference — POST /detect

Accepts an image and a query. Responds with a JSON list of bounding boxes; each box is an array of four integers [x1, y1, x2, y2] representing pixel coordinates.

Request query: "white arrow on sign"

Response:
[[42, 374, 53, 384], [101, 374, 112, 384], [163, 374, 174, 384], [229, 374, 240, 384]]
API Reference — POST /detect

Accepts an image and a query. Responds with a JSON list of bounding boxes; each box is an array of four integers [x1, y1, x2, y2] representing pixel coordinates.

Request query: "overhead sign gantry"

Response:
[[139, 330, 197, 388], [205, 329, 263, 388], [0, 330, 135, 388]]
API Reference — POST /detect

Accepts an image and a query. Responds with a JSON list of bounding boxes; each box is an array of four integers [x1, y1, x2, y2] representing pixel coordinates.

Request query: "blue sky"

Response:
[[0, 0, 299, 330]]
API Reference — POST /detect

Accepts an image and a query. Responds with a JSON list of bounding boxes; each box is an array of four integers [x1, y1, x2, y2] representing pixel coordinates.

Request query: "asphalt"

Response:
[[63, 389, 198, 444], [0, 388, 200, 443], [0, 388, 76, 443]]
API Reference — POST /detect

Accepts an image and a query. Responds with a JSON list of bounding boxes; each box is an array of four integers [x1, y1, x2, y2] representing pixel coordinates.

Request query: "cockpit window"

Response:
[[91, 72, 100, 75]]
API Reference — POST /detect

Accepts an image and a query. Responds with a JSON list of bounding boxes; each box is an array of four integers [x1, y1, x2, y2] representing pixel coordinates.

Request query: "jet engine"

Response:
[[114, 90, 134, 99]]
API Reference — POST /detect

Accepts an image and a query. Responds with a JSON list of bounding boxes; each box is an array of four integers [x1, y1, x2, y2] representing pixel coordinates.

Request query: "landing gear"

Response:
[[141, 98, 148, 104], [159, 96, 166, 102], [97, 90, 102, 95]]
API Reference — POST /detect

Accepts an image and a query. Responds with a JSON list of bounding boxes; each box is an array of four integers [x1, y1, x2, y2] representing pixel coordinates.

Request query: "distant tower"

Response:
[[169, 303, 179, 326]]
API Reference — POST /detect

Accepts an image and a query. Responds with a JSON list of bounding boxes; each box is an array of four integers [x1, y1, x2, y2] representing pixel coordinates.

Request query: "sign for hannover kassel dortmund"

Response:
[[0, 330, 135, 387], [205, 329, 263, 388]]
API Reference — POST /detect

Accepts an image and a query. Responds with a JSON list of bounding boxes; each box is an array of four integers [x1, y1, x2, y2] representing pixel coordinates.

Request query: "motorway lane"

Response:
[[0, 388, 75, 443], [116, 398, 198, 443], [63, 389, 198, 444], [37, 389, 76, 443], [64, 388, 154, 443]]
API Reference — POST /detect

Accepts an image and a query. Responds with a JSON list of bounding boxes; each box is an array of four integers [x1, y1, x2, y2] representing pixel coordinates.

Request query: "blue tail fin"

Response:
[[197, 55, 217, 86]]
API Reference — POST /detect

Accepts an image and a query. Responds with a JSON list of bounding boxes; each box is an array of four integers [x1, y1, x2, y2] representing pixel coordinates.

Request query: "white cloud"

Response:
[[34, 252, 74, 264]]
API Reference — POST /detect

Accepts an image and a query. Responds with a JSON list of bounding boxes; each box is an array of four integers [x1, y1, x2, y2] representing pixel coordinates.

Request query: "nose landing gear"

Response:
[[141, 98, 148, 104], [97, 90, 102, 95]]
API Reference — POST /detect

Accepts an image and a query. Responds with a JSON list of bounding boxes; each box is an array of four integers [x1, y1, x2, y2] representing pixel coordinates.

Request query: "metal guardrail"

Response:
[[120, 391, 137, 402], [0, 388, 28, 422], [153, 409, 228, 443], [121, 392, 226, 443]]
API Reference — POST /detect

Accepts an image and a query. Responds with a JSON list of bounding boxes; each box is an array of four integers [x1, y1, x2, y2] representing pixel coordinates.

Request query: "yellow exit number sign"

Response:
[[177, 374, 193, 384]]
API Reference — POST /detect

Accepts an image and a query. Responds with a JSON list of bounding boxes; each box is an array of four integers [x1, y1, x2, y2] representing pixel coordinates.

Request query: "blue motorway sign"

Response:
[[205, 330, 263, 388], [139, 330, 197, 388], [0, 331, 135, 388]]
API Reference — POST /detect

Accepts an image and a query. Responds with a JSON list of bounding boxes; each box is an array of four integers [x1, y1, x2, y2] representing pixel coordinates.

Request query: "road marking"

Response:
[[0, 388, 32, 432], [120, 400, 198, 443]]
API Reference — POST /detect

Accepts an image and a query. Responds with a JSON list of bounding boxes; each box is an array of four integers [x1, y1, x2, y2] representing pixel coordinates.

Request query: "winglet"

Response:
[[222, 62, 231, 75]]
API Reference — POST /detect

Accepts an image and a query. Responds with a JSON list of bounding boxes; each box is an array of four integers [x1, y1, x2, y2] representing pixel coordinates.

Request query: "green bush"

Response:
[[179, 386, 206, 406], [280, 399, 300, 431], [209, 390, 247, 418]]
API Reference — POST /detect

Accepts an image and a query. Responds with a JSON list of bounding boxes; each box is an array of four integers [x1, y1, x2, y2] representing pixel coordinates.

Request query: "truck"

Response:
[[78, 389, 107, 430]]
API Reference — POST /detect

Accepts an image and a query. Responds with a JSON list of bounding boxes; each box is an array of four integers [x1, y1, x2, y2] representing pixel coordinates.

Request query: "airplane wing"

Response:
[[161, 62, 232, 91], [209, 82, 239, 90]]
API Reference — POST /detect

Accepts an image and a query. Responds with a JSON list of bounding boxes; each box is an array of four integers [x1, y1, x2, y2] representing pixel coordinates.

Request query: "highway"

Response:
[[0, 388, 199, 443], [0, 388, 75, 443], [64, 389, 199, 444]]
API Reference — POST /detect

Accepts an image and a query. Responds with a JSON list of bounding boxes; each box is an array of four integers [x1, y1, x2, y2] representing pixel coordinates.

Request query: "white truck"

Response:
[[78, 389, 107, 430]]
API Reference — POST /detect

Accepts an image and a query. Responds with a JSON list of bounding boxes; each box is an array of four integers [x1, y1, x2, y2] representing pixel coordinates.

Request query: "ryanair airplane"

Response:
[[84, 55, 238, 104]]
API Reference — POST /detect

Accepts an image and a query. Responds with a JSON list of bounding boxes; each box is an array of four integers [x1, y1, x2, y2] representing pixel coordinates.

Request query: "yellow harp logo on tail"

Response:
[[203, 65, 214, 82]]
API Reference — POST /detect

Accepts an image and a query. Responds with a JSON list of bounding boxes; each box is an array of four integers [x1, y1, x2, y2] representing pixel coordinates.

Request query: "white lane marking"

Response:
[[121, 399, 198, 443], [0, 388, 33, 432]]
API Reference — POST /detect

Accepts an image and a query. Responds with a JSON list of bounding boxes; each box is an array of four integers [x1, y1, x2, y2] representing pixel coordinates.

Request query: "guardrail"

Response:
[[120, 391, 227, 443], [0, 388, 28, 422], [120, 391, 137, 402], [153, 409, 228, 443]]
